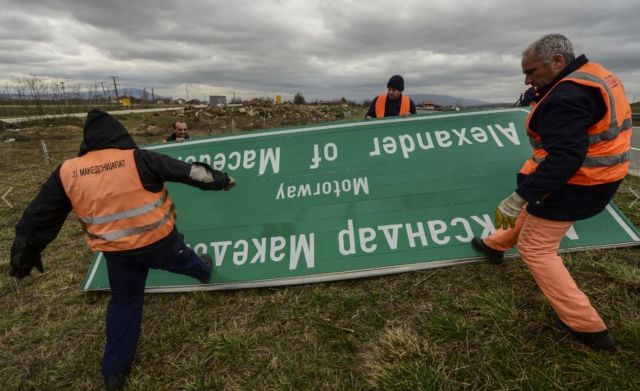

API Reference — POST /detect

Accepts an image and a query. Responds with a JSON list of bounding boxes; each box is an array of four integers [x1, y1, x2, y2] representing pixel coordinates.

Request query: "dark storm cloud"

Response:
[[0, 0, 638, 102]]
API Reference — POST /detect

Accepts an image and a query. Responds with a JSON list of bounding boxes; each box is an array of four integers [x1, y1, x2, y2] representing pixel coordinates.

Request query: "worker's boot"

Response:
[[550, 310, 614, 351], [471, 237, 504, 264], [104, 370, 129, 391]]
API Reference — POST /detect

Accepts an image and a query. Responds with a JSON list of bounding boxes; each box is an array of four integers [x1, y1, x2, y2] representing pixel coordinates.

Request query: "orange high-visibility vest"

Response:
[[375, 94, 411, 118], [59, 149, 176, 251], [520, 62, 632, 186]]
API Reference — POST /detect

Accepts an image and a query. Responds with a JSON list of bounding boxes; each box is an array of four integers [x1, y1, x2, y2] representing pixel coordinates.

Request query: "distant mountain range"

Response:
[[406, 93, 490, 107], [106, 87, 169, 100], [1, 87, 492, 106]]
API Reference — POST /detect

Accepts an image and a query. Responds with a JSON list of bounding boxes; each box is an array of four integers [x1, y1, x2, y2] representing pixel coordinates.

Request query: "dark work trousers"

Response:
[[101, 237, 210, 377]]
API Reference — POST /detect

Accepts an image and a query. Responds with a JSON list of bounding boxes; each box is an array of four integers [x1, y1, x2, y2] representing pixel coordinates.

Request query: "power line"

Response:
[[100, 81, 110, 101]]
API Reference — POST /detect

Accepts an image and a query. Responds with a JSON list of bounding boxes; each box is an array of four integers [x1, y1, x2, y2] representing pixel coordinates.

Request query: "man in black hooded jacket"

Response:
[[9, 109, 236, 390]]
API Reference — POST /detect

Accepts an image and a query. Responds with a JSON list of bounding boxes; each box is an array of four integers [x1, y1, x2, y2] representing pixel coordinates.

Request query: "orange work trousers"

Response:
[[484, 208, 607, 333]]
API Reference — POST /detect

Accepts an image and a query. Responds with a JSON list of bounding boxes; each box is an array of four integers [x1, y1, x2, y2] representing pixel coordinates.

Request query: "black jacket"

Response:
[[11, 110, 230, 267], [365, 95, 417, 118], [165, 132, 191, 142], [516, 55, 623, 221]]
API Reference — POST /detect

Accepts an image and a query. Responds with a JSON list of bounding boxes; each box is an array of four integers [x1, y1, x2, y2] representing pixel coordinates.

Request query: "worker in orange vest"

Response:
[[365, 74, 416, 118], [9, 110, 236, 390], [472, 34, 631, 351]]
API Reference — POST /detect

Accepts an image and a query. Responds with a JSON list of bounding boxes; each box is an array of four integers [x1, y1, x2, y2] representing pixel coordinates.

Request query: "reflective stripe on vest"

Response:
[[85, 203, 176, 242], [375, 94, 411, 118], [77, 189, 170, 225], [532, 150, 630, 167], [529, 117, 632, 149], [59, 149, 176, 251], [521, 62, 632, 186]]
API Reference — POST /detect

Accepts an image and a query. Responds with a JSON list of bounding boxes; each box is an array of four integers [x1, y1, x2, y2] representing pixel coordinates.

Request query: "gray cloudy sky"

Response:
[[1, 0, 638, 103]]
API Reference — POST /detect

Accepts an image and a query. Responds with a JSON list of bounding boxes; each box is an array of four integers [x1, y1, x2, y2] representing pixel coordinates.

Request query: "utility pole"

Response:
[[110, 76, 120, 101], [100, 81, 110, 101], [151, 87, 155, 102], [60, 81, 68, 106], [185, 85, 189, 101]]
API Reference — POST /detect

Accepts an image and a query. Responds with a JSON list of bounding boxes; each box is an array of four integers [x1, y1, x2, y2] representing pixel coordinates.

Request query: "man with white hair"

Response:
[[472, 34, 632, 350]]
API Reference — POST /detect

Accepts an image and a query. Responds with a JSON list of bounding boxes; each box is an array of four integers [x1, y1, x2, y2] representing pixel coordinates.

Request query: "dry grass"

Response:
[[0, 112, 639, 390]]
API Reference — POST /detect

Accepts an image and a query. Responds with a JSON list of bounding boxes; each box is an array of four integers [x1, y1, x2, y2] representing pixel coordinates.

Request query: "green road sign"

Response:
[[81, 108, 640, 292]]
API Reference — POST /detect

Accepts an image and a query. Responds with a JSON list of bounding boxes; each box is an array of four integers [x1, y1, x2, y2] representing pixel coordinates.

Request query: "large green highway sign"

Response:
[[81, 108, 640, 292]]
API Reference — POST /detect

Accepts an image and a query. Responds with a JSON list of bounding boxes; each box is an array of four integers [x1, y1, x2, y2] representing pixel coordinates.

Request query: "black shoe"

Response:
[[104, 371, 128, 391], [550, 311, 614, 351], [199, 254, 213, 283], [471, 237, 504, 264]]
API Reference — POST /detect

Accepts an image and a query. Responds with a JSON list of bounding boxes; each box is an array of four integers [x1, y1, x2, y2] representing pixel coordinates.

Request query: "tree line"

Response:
[[0, 75, 157, 118]]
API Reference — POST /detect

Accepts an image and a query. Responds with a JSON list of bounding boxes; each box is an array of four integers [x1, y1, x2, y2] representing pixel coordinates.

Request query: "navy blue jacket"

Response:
[[516, 55, 622, 221], [365, 95, 417, 118]]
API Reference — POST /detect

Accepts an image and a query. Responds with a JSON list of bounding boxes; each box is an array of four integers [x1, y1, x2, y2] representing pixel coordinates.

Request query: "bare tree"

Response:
[[12, 75, 48, 115], [100, 81, 111, 101], [25, 75, 46, 101], [0, 84, 8, 111], [68, 82, 82, 101], [293, 92, 306, 105], [49, 80, 64, 114], [89, 82, 101, 103]]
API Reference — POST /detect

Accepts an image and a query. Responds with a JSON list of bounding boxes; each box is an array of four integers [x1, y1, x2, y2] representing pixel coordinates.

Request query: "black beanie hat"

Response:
[[387, 75, 405, 91]]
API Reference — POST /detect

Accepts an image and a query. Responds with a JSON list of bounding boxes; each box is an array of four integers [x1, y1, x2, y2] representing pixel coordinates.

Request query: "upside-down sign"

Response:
[[81, 108, 640, 292]]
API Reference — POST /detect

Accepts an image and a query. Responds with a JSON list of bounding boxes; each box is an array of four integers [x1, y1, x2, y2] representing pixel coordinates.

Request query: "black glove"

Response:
[[224, 175, 236, 191], [9, 236, 45, 279], [211, 169, 232, 191]]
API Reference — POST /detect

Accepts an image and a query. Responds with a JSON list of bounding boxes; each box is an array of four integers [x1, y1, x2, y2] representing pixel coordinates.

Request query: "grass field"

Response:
[[0, 112, 639, 390], [0, 102, 178, 119]]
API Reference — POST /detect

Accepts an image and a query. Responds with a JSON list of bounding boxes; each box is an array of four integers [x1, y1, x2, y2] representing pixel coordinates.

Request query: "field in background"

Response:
[[0, 111, 638, 390], [0, 101, 182, 119]]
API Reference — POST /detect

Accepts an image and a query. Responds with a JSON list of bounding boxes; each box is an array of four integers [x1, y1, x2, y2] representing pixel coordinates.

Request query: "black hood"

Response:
[[78, 109, 137, 156]]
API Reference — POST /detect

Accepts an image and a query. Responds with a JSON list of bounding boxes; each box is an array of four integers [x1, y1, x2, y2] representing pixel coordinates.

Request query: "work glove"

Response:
[[225, 176, 236, 191], [209, 168, 235, 191], [210, 170, 236, 191], [9, 236, 45, 279], [495, 192, 526, 230], [191, 162, 236, 191]]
